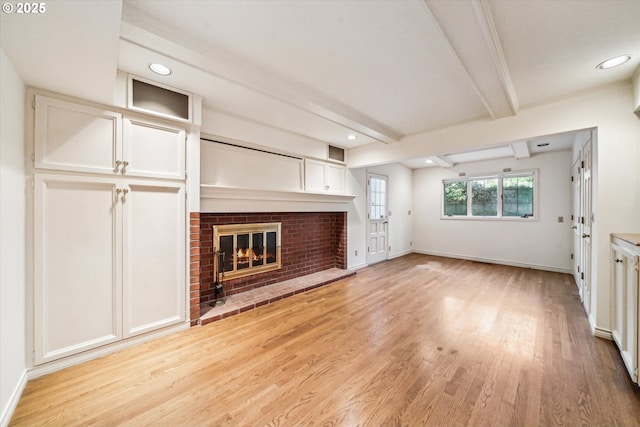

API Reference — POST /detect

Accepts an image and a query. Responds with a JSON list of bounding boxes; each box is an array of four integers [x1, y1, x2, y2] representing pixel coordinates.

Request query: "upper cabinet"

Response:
[[35, 95, 122, 175], [123, 118, 185, 180], [304, 158, 346, 194], [35, 95, 185, 180]]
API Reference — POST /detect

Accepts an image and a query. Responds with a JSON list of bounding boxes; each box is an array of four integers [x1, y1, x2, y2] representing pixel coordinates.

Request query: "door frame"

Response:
[[366, 172, 389, 265]]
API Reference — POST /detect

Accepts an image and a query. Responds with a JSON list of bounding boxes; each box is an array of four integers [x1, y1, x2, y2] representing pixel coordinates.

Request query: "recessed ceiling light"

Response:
[[347, 134, 357, 141], [596, 55, 631, 70], [425, 159, 434, 164], [537, 143, 550, 147], [149, 63, 172, 76]]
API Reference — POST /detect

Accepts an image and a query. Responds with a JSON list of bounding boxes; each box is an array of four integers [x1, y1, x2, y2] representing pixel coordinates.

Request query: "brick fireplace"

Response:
[[190, 212, 347, 324]]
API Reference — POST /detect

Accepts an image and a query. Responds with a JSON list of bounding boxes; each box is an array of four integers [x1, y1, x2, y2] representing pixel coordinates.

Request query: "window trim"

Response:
[[441, 169, 538, 221]]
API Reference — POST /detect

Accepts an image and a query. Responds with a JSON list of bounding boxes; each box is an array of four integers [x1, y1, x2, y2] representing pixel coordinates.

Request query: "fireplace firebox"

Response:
[[213, 222, 282, 280]]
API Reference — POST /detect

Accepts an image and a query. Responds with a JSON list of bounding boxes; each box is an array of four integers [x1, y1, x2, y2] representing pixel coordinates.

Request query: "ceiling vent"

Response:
[[328, 145, 345, 163], [128, 76, 191, 122]]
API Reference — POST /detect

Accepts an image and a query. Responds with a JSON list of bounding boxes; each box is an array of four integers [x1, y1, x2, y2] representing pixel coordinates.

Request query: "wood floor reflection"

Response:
[[11, 254, 640, 426]]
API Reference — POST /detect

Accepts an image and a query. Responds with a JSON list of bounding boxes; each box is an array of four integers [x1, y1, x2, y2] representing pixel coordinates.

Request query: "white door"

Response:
[[34, 175, 122, 364], [571, 155, 582, 298], [122, 182, 186, 338], [367, 173, 388, 265], [581, 139, 593, 315]]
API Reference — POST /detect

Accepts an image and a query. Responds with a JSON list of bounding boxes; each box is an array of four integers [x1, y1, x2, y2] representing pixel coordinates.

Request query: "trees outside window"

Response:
[[443, 172, 535, 219]]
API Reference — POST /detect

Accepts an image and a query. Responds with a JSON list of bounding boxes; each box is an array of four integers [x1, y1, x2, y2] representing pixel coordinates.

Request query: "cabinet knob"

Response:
[[582, 233, 590, 238], [615, 258, 623, 263]]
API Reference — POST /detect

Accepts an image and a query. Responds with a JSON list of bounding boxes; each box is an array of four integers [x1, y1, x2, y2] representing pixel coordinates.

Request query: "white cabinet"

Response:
[[123, 118, 185, 180], [34, 175, 123, 364], [34, 175, 186, 364], [35, 95, 122, 175], [304, 159, 346, 194], [611, 234, 640, 383], [32, 95, 187, 366], [122, 183, 185, 338], [35, 95, 185, 180]]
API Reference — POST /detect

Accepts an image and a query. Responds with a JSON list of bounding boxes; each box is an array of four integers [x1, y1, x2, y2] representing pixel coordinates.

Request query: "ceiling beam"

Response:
[[470, 0, 520, 115], [419, 1, 497, 120], [429, 155, 455, 168], [510, 140, 530, 159]]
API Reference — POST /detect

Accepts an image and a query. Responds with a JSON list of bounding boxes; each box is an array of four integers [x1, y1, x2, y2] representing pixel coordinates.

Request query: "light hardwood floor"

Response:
[[11, 254, 640, 426]]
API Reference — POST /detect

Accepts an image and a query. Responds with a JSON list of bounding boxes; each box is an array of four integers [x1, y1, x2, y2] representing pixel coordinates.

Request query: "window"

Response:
[[369, 175, 387, 220], [443, 171, 536, 219], [471, 178, 498, 216], [443, 181, 467, 216]]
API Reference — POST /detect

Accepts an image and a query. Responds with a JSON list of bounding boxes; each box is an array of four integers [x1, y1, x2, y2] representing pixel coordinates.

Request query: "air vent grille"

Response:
[[328, 145, 345, 162]]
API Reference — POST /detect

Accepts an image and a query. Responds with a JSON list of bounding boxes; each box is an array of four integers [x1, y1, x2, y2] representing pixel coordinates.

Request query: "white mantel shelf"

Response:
[[200, 185, 356, 204]]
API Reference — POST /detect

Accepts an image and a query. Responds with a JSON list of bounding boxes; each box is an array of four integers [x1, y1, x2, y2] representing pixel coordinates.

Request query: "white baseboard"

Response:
[[348, 262, 368, 271], [28, 322, 189, 380], [593, 326, 613, 340], [413, 249, 571, 274], [388, 249, 413, 260], [1, 368, 27, 427]]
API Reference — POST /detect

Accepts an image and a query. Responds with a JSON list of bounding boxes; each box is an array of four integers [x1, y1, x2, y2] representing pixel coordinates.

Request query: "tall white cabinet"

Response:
[[32, 95, 187, 365], [610, 233, 640, 384]]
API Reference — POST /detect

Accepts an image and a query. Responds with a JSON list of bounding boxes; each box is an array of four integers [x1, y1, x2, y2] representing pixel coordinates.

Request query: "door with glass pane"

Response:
[[367, 173, 388, 265]]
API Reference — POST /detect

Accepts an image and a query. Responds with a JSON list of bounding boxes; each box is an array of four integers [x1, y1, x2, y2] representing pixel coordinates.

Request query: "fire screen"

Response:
[[212, 222, 281, 280]]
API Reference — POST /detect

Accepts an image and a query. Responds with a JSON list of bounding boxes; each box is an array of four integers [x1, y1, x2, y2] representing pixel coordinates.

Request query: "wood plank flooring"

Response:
[[11, 254, 640, 426]]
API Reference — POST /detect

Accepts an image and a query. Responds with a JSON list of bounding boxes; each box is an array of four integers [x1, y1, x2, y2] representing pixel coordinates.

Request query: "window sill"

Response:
[[440, 215, 538, 222]]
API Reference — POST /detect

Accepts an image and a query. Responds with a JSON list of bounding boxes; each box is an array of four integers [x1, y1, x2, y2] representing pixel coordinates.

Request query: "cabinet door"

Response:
[[611, 245, 625, 349], [612, 242, 639, 382], [34, 175, 122, 364], [622, 250, 639, 382], [123, 118, 185, 180], [122, 182, 186, 338], [326, 163, 346, 194], [35, 95, 122, 175], [305, 159, 327, 192]]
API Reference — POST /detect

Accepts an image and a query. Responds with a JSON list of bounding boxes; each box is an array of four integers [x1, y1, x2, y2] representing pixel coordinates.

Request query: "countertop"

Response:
[[612, 233, 640, 246]]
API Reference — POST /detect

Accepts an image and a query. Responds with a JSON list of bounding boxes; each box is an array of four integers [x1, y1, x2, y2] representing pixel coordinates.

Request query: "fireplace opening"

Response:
[[213, 222, 281, 280]]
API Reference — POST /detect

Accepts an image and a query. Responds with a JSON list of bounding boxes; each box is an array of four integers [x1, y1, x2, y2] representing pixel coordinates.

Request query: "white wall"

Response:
[[0, 49, 27, 426], [413, 150, 573, 272], [349, 83, 640, 333]]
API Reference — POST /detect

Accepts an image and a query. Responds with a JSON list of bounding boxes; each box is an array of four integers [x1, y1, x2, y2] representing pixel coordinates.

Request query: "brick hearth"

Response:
[[191, 212, 347, 324]]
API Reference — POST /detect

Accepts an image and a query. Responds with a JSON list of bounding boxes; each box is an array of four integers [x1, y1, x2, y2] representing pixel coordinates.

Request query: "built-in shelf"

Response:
[[200, 185, 356, 204]]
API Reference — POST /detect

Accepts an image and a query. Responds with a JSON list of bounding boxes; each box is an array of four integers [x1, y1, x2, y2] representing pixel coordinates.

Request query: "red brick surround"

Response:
[[197, 212, 347, 309], [189, 212, 201, 326]]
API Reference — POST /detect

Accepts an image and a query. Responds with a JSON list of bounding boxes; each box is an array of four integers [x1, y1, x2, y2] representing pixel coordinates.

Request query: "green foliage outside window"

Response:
[[443, 173, 534, 218], [471, 178, 498, 216], [444, 181, 467, 215], [503, 175, 533, 217]]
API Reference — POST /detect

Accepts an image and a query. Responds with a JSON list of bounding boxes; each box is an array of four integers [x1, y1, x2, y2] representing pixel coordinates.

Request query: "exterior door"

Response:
[[367, 173, 388, 265]]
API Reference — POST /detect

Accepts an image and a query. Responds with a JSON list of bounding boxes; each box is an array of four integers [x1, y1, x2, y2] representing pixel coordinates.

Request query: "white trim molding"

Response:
[[1, 369, 27, 427]]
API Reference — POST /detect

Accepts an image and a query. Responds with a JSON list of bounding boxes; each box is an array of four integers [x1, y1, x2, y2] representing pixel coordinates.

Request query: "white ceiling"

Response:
[[2, 0, 639, 166]]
